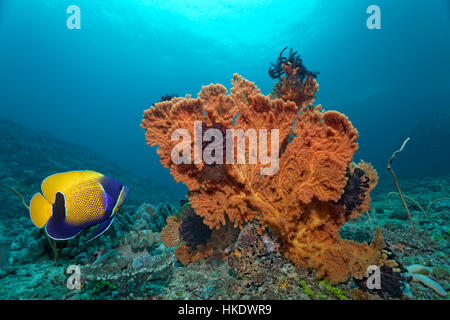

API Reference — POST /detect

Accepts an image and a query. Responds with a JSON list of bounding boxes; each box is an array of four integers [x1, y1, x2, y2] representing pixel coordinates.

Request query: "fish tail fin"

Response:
[[30, 193, 52, 228]]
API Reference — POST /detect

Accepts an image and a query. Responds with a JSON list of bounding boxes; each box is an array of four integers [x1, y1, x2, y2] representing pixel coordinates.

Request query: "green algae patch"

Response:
[[319, 279, 348, 300]]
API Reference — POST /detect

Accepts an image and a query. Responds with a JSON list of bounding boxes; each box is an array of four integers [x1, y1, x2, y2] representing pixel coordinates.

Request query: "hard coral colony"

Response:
[[141, 49, 383, 284]]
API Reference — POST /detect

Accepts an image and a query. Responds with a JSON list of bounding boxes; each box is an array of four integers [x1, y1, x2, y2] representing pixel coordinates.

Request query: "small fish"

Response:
[[29, 170, 128, 242]]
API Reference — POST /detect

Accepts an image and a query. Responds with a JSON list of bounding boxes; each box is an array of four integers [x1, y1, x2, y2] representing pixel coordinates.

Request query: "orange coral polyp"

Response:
[[142, 73, 382, 284]]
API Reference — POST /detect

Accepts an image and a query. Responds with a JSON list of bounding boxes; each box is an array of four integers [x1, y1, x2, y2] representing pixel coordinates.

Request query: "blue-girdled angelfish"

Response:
[[29, 171, 128, 242]]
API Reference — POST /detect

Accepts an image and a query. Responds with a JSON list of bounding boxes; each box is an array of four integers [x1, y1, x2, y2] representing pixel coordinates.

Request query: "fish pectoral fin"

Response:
[[86, 217, 114, 243], [30, 193, 52, 228]]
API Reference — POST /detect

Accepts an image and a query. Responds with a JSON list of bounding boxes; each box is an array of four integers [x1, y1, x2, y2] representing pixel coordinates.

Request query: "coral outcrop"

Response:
[[141, 56, 384, 283], [161, 204, 239, 265], [134, 202, 176, 232]]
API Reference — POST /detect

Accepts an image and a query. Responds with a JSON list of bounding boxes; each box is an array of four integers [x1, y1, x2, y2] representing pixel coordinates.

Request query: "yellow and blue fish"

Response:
[[29, 171, 128, 242]]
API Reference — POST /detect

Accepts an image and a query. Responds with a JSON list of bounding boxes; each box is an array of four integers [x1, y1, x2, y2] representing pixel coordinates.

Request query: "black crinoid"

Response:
[[336, 167, 370, 216], [151, 94, 178, 106], [201, 122, 228, 165], [268, 46, 319, 80], [355, 249, 409, 298], [159, 93, 178, 102], [179, 214, 212, 249]]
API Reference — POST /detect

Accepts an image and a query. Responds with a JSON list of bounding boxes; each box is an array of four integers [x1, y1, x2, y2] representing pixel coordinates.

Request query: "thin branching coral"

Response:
[[142, 68, 384, 283], [387, 138, 414, 228]]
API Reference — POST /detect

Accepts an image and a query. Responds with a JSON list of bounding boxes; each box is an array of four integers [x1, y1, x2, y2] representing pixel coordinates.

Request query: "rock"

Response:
[[389, 211, 408, 220], [93, 250, 131, 273], [433, 267, 450, 280]]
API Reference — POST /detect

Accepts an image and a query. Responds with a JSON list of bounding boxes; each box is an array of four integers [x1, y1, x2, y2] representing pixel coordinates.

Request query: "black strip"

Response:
[[52, 192, 66, 219]]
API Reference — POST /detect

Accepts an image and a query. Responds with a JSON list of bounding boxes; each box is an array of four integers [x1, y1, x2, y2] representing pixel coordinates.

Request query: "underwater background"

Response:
[[0, 0, 449, 300]]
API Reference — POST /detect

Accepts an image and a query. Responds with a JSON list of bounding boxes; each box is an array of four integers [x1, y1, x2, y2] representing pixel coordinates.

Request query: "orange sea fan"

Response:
[[160, 215, 182, 248], [142, 73, 383, 283], [174, 243, 215, 265]]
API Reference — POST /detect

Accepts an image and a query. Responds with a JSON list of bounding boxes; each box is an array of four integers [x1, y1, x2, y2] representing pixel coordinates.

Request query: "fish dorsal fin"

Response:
[[41, 171, 103, 204]]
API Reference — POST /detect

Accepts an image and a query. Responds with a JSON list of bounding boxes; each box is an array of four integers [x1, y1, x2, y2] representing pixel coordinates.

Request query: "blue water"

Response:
[[0, 1, 450, 302], [0, 0, 449, 192]]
